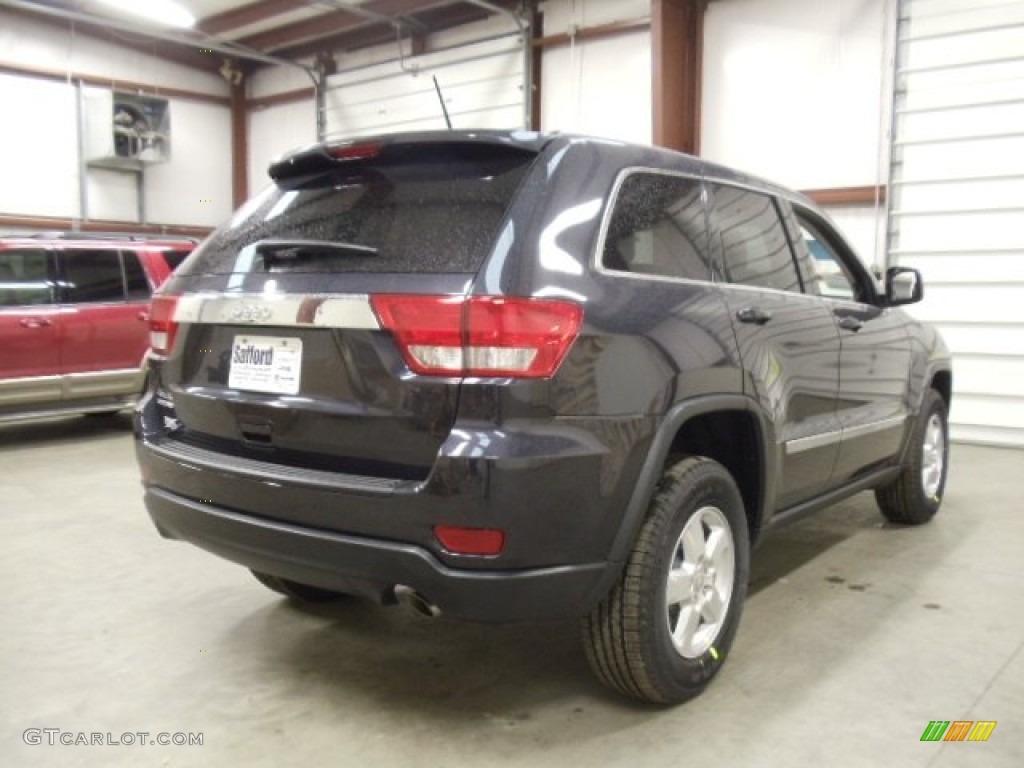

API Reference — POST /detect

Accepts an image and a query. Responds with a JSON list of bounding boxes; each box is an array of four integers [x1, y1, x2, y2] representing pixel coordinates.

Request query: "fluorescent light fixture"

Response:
[[93, 0, 196, 29]]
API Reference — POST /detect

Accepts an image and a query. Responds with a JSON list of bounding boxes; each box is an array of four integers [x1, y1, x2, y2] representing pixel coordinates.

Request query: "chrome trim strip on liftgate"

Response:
[[172, 293, 381, 329]]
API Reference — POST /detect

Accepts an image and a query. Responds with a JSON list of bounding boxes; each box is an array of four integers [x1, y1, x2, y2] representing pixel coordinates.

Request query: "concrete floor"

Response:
[[1, 415, 1021, 768]]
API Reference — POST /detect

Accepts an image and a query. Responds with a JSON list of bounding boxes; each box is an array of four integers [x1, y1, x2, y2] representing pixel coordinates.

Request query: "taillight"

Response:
[[149, 295, 179, 357], [370, 295, 583, 378]]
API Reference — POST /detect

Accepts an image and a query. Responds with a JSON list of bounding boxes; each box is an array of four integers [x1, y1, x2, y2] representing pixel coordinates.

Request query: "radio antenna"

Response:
[[433, 75, 453, 130]]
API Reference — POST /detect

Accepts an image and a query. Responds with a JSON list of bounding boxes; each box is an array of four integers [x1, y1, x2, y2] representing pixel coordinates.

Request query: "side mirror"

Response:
[[885, 266, 923, 306]]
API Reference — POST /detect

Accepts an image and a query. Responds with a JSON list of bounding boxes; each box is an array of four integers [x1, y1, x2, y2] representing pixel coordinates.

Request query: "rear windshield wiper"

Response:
[[254, 239, 378, 265]]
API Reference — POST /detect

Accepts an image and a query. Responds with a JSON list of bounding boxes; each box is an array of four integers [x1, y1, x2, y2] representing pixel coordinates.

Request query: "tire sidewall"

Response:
[[645, 461, 751, 700], [913, 392, 950, 513]]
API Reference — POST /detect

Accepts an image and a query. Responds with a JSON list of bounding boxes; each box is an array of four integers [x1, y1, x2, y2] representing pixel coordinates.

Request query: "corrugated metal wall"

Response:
[[888, 0, 1024, 447]]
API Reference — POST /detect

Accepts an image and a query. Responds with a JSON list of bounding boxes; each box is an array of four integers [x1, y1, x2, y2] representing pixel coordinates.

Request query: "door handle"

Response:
[[19, 317, 52, 329], [736, 307, 773, 325], [837, 315, 864, 332], [137, 311, 149, 322]]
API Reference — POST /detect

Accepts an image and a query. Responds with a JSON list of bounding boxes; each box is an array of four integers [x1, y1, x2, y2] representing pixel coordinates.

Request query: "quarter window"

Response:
[[712, 185, 802, 293], [602, 172, 710, 281], [0, 249, 53, 307], [123, 251, 152, 301]]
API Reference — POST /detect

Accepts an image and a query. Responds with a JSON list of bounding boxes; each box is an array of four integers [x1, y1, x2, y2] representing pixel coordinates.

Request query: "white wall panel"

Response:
[[539, 0, 652, 143], [144, 101, 233, 228], [0, 74, 78, 218], [701, 0, 891, 191], [248, 101, 317, 192], [0, 9, 231, 228], [0, 10, 227, 96], [540, 31, 652, 143], [889, 0, 1024, 447]]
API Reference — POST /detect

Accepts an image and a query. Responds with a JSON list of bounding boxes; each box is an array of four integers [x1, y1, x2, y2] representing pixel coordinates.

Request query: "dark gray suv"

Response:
[[135, 131, 951, 704]]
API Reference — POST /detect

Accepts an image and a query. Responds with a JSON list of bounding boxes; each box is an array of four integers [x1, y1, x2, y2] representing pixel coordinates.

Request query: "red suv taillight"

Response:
[[370, 295, 583, 378], [149, 295, 180, 357]]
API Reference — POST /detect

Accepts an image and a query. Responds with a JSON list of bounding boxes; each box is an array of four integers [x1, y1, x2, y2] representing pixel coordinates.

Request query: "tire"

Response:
[[581, 457, 751, 705], [250, 570, 347, 603], [875, 389, 949, 525]]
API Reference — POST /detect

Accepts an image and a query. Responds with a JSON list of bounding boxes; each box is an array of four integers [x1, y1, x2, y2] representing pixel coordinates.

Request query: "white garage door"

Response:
[[322, 30, 527, 141], [888, 0, 1024, 447]]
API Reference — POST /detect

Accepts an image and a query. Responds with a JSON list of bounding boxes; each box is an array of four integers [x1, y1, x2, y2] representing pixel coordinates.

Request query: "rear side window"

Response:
[[602, 172, 710, 281], [711, 184, 801, 293], [180, 144, 537, 276], [62, 249, 125, 303], [0, 249, 54, 307]]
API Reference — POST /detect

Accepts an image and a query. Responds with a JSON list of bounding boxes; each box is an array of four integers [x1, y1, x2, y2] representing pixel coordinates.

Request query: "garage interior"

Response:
[[1, 0, 1022, 765]]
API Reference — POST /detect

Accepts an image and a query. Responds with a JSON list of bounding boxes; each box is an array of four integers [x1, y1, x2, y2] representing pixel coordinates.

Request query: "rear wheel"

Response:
[[875, 389, 949, 525], [582, 457, 750, 704], [250, 571, 348, 602]]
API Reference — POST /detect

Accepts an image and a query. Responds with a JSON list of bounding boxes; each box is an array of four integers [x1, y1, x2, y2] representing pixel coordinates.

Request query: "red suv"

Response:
[[0, 232, 196, 424]]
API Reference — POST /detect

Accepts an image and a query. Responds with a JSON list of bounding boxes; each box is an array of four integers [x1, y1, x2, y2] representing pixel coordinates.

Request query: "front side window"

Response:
[[799, 223, 858, 300], [0, 249, 54, 307], [711, 184, 802, 293], [602, 172, 710, 281], [62, 249, 125, 303]]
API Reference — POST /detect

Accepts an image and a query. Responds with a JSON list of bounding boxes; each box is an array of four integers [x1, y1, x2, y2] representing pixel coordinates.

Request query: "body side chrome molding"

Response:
[[785, 414, 907, 455]]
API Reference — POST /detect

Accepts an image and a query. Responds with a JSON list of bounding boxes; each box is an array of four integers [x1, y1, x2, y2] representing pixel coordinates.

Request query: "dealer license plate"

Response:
[[228, 335, 302, 395]]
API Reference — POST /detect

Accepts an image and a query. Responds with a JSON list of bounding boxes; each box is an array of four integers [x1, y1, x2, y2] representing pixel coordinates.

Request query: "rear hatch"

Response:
[[150, 136, 542, 482]]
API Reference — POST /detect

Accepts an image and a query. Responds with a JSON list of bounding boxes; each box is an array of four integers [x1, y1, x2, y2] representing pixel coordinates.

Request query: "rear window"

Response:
[[179, 144, 537, 276]]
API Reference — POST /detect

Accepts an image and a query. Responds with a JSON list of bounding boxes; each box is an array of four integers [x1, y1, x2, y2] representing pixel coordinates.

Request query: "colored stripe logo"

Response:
[[921, 721, 997, 742]]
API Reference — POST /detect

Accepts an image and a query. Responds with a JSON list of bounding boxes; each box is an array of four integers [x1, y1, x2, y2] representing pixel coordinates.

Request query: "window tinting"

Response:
[[602, 172, 709, 281], [63, 249, 125, 303], [179, 146, 536, 276], [123, 251, 151, 300], [713, 185, 801, 293], [0, 250, 53, 307]]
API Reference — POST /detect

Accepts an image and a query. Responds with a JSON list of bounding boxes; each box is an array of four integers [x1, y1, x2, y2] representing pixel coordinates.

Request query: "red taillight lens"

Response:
[[434, 525, 505, 556], [370, 295, 583, 378], [149, 295, 179, 357]]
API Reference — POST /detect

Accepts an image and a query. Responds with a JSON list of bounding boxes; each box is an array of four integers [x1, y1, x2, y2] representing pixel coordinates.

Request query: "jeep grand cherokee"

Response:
[[134, 131, 951, 704]]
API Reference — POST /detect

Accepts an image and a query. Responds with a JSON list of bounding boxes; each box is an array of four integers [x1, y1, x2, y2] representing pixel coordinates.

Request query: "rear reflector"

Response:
[[149, 295, 180, 357], [434, 525, 505, 556], [370, 295, 582, 378]]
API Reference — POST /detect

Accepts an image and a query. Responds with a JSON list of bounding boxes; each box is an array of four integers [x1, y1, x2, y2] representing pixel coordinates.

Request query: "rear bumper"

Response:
[[144, 486, 612, 621]]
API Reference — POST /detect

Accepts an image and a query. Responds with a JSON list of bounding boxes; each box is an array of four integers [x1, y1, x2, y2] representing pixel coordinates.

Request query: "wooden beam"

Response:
[[263, 1, 507, 62], [0, 62, 230, 107], [236, 8, 364, 52], [802, 186, 888, 207], [231, 82, 249, 208], [533, 18, 650, 50], [652, 0, 705, 155], [199, 0, 300, 36], [0, 213, 212, 239]]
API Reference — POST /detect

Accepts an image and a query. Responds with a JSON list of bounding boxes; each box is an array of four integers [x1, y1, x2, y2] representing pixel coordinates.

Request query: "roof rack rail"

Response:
[[27, 231, 200, 243]]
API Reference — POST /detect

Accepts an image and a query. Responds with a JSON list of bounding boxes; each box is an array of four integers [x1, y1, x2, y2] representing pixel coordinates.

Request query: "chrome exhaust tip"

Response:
[[393, 585, 441, 618]]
